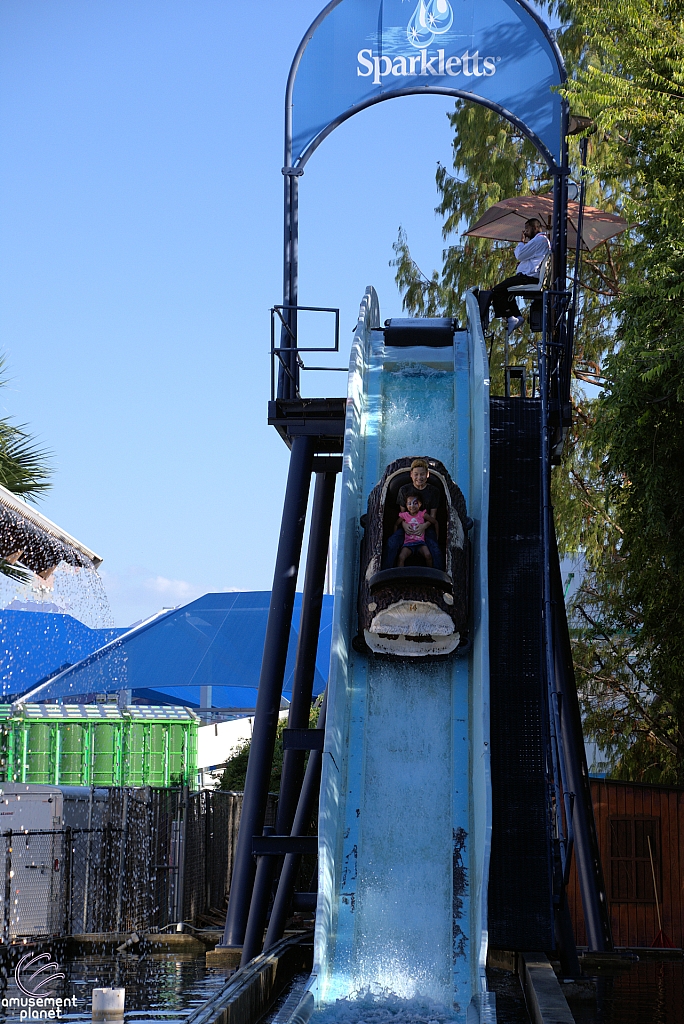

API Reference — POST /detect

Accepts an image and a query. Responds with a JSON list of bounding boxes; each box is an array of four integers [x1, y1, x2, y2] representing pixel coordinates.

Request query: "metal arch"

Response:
[[283, 0, 342, 170], [279, 0, 570, 400], [283, 0, 568, 168], [293, 88, 562, 174]]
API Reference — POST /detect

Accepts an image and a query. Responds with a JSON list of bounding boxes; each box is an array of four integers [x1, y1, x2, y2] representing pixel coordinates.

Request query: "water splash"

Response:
[[0, 561, 114, 629], [385, 363, 449, 379], [380, 363, 454, 466], [326, 659, 457, 1007], [313, 992, 459, 1024]]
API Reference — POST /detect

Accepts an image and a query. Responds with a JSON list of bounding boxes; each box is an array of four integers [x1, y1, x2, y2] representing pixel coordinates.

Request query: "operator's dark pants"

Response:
[[383, 526, 443, 570], [492, 274, 538, 319]]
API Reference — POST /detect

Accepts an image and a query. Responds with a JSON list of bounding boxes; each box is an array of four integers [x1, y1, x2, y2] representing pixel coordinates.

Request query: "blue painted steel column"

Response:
[[240, 825, 275, 966], [277, 469, 336, 834], [553, 103, 571, 410], [264, 691, 328, 950], [239, 469, 336, 963], [221, 434, 315, 949], [279, 170, 300, 399]]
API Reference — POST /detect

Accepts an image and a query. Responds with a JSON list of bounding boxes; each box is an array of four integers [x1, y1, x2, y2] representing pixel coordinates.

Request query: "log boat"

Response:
[[356, 456, 470, 657]]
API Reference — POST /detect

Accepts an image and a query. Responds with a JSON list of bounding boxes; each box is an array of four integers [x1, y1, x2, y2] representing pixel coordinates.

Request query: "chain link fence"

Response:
[[0, 787, 278, 938], [182, 790, 278, 927]]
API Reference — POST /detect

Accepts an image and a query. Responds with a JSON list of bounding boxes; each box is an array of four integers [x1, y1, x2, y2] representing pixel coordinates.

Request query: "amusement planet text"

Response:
[[2, 997, 78, 1020]]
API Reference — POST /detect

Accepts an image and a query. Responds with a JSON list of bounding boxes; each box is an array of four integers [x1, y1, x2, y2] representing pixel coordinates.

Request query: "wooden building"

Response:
[[567, 778, 684, 948]]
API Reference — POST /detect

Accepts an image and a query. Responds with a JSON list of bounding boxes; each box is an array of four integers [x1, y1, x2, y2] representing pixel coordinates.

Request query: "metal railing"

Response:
[[270, 304, 347, 400], [0, 825, 167, 939]]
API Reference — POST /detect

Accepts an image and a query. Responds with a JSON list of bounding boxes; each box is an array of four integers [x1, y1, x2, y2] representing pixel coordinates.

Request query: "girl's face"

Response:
[[406, 496, 422, 515]]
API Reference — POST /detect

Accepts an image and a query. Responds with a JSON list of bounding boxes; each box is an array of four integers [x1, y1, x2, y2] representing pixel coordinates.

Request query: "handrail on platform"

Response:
[[271, 304, 346, 401]]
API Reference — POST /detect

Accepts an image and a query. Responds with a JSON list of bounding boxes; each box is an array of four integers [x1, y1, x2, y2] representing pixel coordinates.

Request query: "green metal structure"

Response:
[[0, 704, 198, 788]]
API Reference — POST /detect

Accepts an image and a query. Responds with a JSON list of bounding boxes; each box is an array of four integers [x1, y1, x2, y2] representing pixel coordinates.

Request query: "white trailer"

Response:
[[0, 783, 64, 938]]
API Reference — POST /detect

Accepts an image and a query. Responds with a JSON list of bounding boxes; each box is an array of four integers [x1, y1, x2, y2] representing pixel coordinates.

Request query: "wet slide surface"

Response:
[[308, 290, 492, 1021]]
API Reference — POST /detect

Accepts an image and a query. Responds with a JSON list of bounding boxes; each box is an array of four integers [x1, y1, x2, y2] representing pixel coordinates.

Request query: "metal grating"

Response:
[[487, 397, 554, 950], [13, 704, 198, 722]]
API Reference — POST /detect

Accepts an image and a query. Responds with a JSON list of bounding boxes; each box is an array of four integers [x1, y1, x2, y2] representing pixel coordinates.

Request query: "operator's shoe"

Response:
[[506, 315, 525, 333]]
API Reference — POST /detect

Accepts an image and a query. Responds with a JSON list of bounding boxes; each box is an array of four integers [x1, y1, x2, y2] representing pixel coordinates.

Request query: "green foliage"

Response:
[[391, 105, 547, 394], [217, 703, 321, 793], [0, 425, 51, 500], [392, 98, 629, 395], [392, 0, 684, 782], [571, 245, 684, 782], [0, 360, 51, 503], [0, 357, 52, 583], [551, 394, 620, 566], [558, 0, 684, 781]]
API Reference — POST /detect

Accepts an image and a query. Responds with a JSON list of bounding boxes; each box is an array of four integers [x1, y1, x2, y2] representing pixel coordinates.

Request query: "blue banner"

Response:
[[291, 0, 564, 168]]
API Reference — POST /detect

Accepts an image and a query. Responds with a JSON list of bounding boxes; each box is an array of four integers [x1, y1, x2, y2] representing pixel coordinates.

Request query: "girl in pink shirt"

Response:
[[395, 491, 435, 567]]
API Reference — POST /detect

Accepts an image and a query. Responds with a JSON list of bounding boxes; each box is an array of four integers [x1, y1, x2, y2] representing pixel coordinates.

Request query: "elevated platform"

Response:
[[267, 398, 346, 453]]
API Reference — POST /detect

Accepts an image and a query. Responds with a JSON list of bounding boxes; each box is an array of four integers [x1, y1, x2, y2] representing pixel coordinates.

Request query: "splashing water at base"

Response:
[[0, 561, 114, 628], [312, 992, 460, 1024]]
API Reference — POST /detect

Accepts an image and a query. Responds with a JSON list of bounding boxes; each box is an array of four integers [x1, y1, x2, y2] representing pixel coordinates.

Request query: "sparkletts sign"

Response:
[[290, 0, 565, 169]]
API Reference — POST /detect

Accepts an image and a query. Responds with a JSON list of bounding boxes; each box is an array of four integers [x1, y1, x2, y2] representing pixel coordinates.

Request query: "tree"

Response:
[[0, 358, 52, 582], [218, 717, 287, 793], [392, 98, 629, 395], [559, 0, 684, 781], [390, 3, 684, 781], [217, 703, 321, 793]]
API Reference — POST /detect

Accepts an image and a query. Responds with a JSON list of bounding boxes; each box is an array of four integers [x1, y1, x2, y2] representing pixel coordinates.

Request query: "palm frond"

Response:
[[0, 358, 52, 502], [0, 558, 32, 584]]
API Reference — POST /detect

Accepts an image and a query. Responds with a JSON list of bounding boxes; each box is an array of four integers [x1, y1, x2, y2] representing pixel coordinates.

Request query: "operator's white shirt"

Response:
[[514, 233, 550, 277]]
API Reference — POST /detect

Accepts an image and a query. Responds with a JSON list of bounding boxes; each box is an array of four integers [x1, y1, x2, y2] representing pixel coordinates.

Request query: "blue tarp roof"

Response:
[[11, 592, 333, 710], [0, 611, 126, 700]]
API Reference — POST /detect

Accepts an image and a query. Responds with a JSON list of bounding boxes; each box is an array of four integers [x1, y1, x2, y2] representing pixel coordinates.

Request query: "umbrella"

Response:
[[465, 194, 629, 252]]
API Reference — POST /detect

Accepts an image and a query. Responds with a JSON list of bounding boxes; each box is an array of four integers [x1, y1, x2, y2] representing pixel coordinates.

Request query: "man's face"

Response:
[[410, 467, 428, 489]]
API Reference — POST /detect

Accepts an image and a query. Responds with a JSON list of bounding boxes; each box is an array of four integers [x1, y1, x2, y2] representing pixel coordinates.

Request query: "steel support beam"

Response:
[[277, 470, 336, 835], [221, 433, 315, 949], [238, 469, 336, 962], [264, 693, 327, 950], [279, 171, 299, 399]]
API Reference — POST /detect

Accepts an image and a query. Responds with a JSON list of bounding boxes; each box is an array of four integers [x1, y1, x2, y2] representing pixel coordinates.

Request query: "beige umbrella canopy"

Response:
[[464, 194, 629, 252]]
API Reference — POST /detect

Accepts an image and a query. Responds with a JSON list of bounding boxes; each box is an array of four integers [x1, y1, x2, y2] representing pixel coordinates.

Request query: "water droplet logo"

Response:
[[15, 952, 65, 997], [407, 0, 433, 48], [427, 0, 454, 34], [407, 0, 454, 48]]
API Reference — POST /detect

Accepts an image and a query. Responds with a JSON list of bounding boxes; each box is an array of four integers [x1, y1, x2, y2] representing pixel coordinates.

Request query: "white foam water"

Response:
[[312, 992, 460, 1024]]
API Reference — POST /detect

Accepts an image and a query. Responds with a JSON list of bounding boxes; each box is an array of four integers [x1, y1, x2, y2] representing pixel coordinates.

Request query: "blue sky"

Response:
[[0, 1, 463, 625], [1, 1, 529, 625]]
